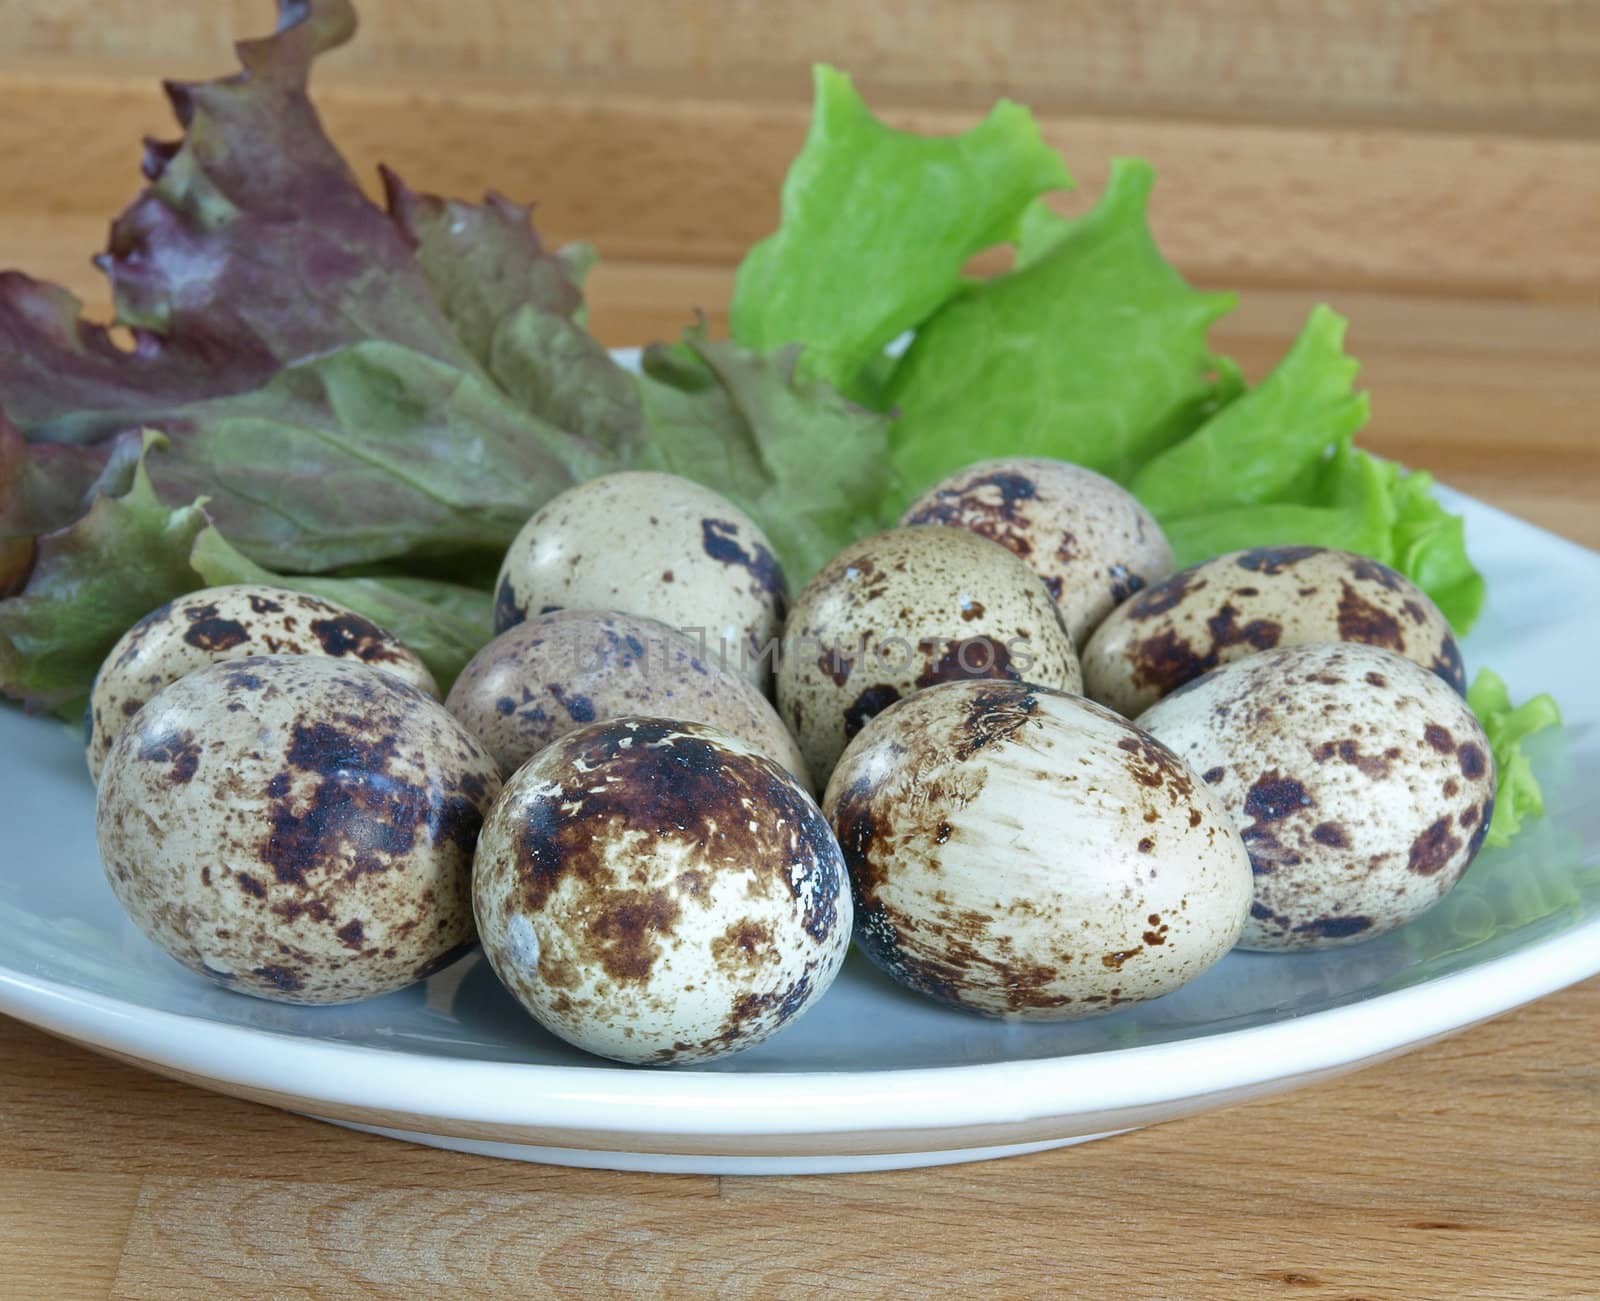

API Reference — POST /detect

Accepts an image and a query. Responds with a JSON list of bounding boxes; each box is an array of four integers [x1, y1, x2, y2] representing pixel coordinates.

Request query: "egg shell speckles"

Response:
[[1083, 546, 1467, 718], [446, 609, 810, 790], [901, 457, 1174, 647], [492, 472, 788, 690], [86, 584, 437, 781], [822, 680, 1252, 1020], [95, 655, 501, 1004], [776, 526, 1083, 787], [472, 718, 851, 1065], [1138, 642, 1495, 951]]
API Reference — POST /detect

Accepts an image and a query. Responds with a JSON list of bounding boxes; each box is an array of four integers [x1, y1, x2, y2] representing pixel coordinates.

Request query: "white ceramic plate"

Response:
[[1, 488, 1595, 1174]]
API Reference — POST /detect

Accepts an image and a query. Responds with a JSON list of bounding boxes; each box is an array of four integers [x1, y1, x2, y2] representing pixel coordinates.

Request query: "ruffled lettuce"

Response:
[[886, 159, 1240, 500], [730, 65, 1069, 401], [744, 83, 1534, 839], [1133, 305, 1485, 633], [1467, 670, 1563, 849], [1387, 464, 1485, 633], [1132, 305, 1368, 517]]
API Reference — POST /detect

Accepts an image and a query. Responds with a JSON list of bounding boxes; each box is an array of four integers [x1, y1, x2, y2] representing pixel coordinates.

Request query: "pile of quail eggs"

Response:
[[92, 459, 1494, 1064]]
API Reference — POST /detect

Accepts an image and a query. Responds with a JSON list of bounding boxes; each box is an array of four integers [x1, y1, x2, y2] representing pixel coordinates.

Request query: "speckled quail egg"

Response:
[[1138, 642, 1495, 951], [493, 472, 788, 690], [776, 526, 1082, 785], [96, 654, 501, 1003], [823, 679, 1252, 1018], [446, 609, 810, 789], [1083, 545, 1466, 718], [901, 457, 1174, 646], [86, 584, 437, 781], [473, 717, 851, 1065]]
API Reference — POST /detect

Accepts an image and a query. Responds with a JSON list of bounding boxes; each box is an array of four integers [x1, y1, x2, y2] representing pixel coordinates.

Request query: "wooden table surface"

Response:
[[3, 3, 1600, 1294]]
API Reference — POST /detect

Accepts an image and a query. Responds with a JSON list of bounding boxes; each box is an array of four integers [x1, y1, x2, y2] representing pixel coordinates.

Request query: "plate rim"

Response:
[[3, 904, 1596, 1142]]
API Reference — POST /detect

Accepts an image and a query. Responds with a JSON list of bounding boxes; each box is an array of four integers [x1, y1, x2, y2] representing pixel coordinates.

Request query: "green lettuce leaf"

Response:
[[1012, 195, 1074, 269], [1388, 465, 1485, 632], [1468, 669, 1563, 850], [1160, 438, 1394, 565], [0, 434, 210, 713], [1129, 305, 1484, 632], [0, 428, 495, 713], [637, 330, 894, 584], [2, 334, 615, 583], [1132, 305, 1368, 518], [730, 65, 1069, 399], [885, 158, 1239, 502]]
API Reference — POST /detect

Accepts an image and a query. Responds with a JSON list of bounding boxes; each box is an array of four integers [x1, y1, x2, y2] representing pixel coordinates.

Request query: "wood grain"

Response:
[[2, 979, 1596, 1299], [9, 0, 1600, 136], [3, 61, 1599, 299], [0, 1170, 143, 1298]]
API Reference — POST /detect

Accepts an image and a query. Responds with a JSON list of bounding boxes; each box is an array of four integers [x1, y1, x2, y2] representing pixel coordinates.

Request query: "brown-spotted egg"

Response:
[[472, 718, 851, 1064], [1083, 545, 1466, 718], [823, 680, 1252, 1018], [901, 457, 1174, 646], [95, 655, 501, 1003], [776, 526, 1082, 786], [1139, 642, 1495, 950], [446, 609, 809, 788], [86, 584, 436, 781], [492, 472, 788, 690]]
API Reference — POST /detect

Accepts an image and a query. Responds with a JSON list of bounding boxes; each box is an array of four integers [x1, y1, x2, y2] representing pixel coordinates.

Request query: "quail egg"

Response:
[[493, 472, 787, 690], [446, 608, 810, 788], [96, 655, 501, 1003], [1083, 545, 1466, 718], [776, 526, 1082, 784], [901, 457, 1174, 646], [86, 584, 437, 781], [1139, 642, 1495, 950], [823, 680, 1252, 1018], [473, 718, 851, 1064]]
